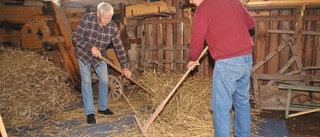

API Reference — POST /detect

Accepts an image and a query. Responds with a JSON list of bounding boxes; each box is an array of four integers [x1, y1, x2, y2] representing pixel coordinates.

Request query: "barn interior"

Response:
[[0, 0, 320, 136]]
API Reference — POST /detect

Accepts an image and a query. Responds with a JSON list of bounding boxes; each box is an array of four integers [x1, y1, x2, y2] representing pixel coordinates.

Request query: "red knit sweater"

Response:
[[188, 0, 256, 61]]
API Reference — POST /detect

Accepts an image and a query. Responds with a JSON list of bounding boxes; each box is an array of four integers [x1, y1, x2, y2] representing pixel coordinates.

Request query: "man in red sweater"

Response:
[[188, 0, 256, 136]]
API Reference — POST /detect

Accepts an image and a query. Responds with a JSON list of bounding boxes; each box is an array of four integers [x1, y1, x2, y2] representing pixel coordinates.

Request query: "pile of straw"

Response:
[[137, 71, 214, 136], [0, 47, 78, 126], [134, 71, 262, 136]]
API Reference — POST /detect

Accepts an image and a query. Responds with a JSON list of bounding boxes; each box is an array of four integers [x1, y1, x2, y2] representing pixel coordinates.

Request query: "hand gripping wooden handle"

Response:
[[100, 56, 151, 95]]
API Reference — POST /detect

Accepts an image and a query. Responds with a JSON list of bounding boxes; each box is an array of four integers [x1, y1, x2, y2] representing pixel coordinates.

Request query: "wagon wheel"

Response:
[[108, 74, 124, 100]]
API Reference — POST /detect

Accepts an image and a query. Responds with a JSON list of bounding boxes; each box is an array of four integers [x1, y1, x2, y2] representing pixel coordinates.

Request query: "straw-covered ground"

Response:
[[0, 47, 79, 126], [130, 71, 262, 136], [0, 46, 264, 136]]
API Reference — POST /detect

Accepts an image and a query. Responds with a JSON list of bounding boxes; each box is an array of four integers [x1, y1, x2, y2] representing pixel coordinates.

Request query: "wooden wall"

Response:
[[0, 0, 319, 77], [135, 0, 320, 77], [132, 0, 320, 110], [251, 7, 320, 77], [136, 4, 193, 73], [136, 0, 202, 74], [248, 5, 320, 110]]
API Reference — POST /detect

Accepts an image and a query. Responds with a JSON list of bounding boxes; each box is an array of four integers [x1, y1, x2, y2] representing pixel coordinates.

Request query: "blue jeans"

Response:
[[77, 59, 109, 115], [211, 54, 252, 137]]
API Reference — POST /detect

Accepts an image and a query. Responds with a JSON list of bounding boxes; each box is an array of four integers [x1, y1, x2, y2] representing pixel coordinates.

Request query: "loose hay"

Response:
[[0, 47, 78, 126], [136, 72, 213, 136], [134, 71, 262, 136]]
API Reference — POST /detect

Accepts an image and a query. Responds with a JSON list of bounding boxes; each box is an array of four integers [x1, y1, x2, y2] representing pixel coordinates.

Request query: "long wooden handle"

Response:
[[140, 46, 209, 133], [0, 115, 7, 137], [288, 108, 320, 118], [100, 56, 150, 94]]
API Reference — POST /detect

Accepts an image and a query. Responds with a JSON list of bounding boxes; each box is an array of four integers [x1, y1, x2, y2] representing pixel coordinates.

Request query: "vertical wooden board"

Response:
[[254, 21, 268, 74], [174, 0, 183, 71], [163, 25, 170, 70], [267, 10, 280, 75], [292, 6, 305, 72], [197, 51, 204, 76], [139, 25, 148, 67], [315, 10, 320, 77], [154, 19, 159, 64], [184, 20, 192, 45], [146, 23, 152, 67], [165, 0, 173, 71], [150, 23, 155, 65], [144, 24, 149, 45], [264, 33, 270, 76], [158, 44, 163, 70], [156, 23, 162, 46], [279, 10, 293, 73], [203, 55, 210, 77], [207, 56, 214, 77], [165, 23, 172, 71], [144, 23, 150, 67], [304, 9, 316, 74], [183, 9, 192, 72], [148, 23, 153, 47], [175, 25, 183, 71], [148, 22, 154, 64], [157, 21, 164, 69]]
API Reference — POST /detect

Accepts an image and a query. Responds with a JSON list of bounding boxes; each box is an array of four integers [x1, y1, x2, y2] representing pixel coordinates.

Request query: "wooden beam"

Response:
[[267, 30, 320, 35], [305, 15, 320, 21], [42, 1, 80, 85], [139, 18, 189, 24], [288, 108, 320, 118], [301, 31, 320, 36], [287, 66, 320, 75], [0, 5, 42, 24], [246, 0, 320, 9], [253, 15, 320, 22], [253, 73, 320, 82], [254, 15, 295, 22], [267, 30, 295, 34]]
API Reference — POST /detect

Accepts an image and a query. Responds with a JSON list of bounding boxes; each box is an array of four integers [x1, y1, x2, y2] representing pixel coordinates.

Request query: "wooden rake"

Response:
[[100, 56, 151, 95], [134, 46, 209, 134]]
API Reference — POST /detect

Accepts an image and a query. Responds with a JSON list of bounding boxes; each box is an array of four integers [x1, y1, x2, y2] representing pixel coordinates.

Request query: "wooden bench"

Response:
[[278, 84, 320, 118]]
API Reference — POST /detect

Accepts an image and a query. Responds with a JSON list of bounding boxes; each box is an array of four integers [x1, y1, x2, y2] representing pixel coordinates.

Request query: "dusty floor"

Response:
[[3, 84, 320, 137], [258, 110, 320, 137]]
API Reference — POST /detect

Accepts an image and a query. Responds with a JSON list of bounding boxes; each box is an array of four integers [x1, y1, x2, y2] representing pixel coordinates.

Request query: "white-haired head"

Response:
[[97, 2, 114, 15], [96, 2, 114, 27]]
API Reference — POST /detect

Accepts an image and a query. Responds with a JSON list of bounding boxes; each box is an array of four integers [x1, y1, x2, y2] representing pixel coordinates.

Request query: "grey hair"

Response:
[[97, 2, 114, 15]]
